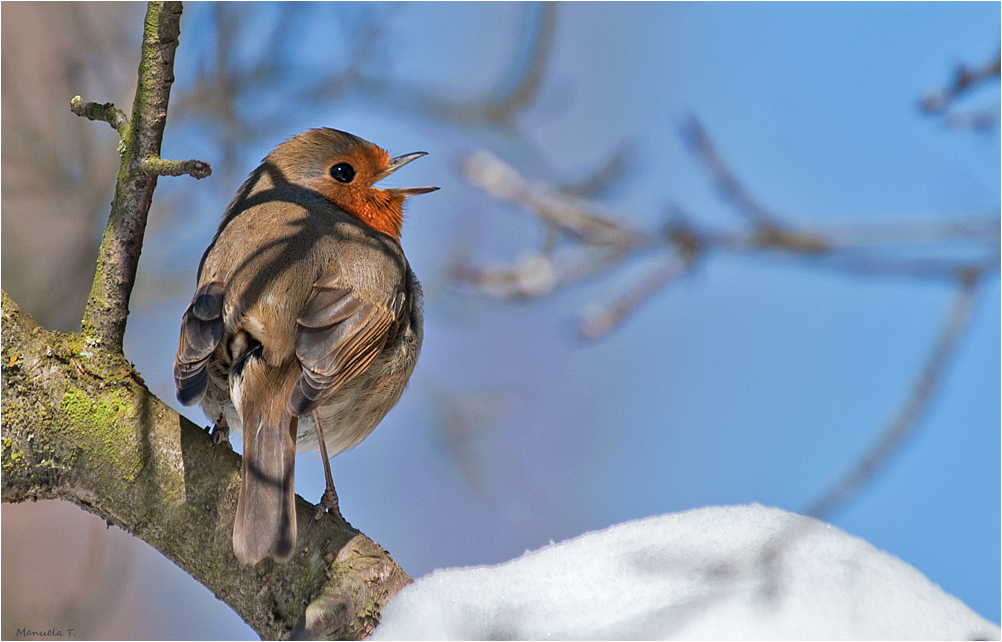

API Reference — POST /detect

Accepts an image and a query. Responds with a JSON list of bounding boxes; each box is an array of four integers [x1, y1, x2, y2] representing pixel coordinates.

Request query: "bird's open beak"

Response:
[[377, 151, 439, 197]]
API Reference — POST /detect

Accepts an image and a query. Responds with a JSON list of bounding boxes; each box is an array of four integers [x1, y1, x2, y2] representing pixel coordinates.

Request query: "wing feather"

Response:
[[174, 281, 224, 406], [287, 276, 400, 416]]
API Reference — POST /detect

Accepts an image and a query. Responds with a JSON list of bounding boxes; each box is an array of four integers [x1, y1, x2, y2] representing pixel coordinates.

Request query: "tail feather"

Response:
[[232, 357, 298, 565]]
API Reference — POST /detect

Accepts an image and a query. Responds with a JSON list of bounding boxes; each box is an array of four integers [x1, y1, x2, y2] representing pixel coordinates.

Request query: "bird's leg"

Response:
[[312, 410, 342, 521], [209, 413, 231, 463], [211, 329, 248, 454]]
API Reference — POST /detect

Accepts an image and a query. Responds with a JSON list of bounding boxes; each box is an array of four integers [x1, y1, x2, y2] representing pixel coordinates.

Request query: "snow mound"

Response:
[[373, 504, 1000, 640]]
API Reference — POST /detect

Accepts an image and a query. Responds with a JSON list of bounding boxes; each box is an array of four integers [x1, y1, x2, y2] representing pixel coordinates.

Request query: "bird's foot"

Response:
[[209, 420, 230, 461], [313, 486, 342, 522], [211, 423, 230, 446]]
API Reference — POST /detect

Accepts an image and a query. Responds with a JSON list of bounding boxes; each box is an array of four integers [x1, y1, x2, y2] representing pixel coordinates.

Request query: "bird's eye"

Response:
[[329, 162, 356, 183]]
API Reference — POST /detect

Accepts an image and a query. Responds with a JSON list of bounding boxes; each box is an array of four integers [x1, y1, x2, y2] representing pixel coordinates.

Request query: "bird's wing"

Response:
[[174, 280, 225, 406], [287, 272, 404, 416]]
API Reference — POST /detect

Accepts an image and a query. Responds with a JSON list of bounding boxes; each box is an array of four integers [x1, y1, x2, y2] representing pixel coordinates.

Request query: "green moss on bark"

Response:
[[59, 387, 142, 485]]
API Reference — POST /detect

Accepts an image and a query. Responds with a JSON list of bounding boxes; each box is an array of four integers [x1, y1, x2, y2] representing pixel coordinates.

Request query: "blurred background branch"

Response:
[[453, 124, 998, 334], [920, 51, 1001, 132], [804, 276, 983, 520]]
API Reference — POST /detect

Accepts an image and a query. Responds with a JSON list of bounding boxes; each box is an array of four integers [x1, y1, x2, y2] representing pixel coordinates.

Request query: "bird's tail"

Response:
[[231, 352, 298, 565]]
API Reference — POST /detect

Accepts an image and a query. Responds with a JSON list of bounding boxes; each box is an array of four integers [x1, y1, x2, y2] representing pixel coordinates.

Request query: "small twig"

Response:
[[485, 2, 559, 125], [942, 108, 1000, 133], [140, 157, 212, 179], [560, 142, 637, 201], [804, 276, 982, 520], [801, 215, 1000, 247], [450, 253, 558, 300], [681, 117, 783, 229], [920, 52, 1001, 113], [579, 257, 688, 341], [808, 252, 997, 284], [920, 53, 1001, 132], [461, 151, 647, 248], [713, 233, 997, 283], [70, 96, 129, 135]]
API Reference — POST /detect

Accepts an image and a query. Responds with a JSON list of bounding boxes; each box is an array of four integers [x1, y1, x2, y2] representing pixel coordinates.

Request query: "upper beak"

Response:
[[377, 151, 439, 197]]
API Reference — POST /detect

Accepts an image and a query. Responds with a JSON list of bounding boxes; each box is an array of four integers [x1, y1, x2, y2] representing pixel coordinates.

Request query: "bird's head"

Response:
[[268, 128, 438, 240]]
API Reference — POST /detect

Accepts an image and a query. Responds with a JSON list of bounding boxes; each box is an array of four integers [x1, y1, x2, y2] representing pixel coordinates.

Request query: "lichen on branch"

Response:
[[70, 96, 130, 136]]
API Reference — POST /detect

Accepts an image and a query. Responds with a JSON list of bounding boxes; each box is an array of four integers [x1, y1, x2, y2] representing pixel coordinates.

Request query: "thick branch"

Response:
[[1, 291, 411, 640]]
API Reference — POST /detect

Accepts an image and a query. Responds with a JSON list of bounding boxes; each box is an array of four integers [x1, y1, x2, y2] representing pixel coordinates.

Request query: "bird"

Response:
[[173, 128, 436, 565]]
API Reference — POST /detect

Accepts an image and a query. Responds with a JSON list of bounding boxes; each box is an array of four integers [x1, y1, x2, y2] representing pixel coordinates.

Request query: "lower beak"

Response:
[[388, 186, 440, 197], [376, 152, 439, 197]]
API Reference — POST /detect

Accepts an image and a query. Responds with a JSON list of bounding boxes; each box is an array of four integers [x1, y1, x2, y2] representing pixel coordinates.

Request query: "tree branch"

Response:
[[680, 117, 787, 230], [77, 1, 212, 353], [1, 292, 411, 640], [920, 52, 1001, 113], [804, 276, 983, 520], [453, 125, 999, 341], [919, 51, 1002, 132], [451, 117, 999, 526]]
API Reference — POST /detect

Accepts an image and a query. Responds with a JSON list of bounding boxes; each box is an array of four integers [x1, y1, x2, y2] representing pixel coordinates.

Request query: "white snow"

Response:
[[372, 504, 1000, 640]]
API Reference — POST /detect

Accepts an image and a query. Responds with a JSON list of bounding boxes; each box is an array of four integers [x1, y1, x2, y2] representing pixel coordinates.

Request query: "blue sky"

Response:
[[119, 3, 999, 637]]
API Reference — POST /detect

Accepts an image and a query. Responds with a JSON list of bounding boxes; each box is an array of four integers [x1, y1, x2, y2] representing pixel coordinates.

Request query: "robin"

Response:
[[173, 128, 436, 565]]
